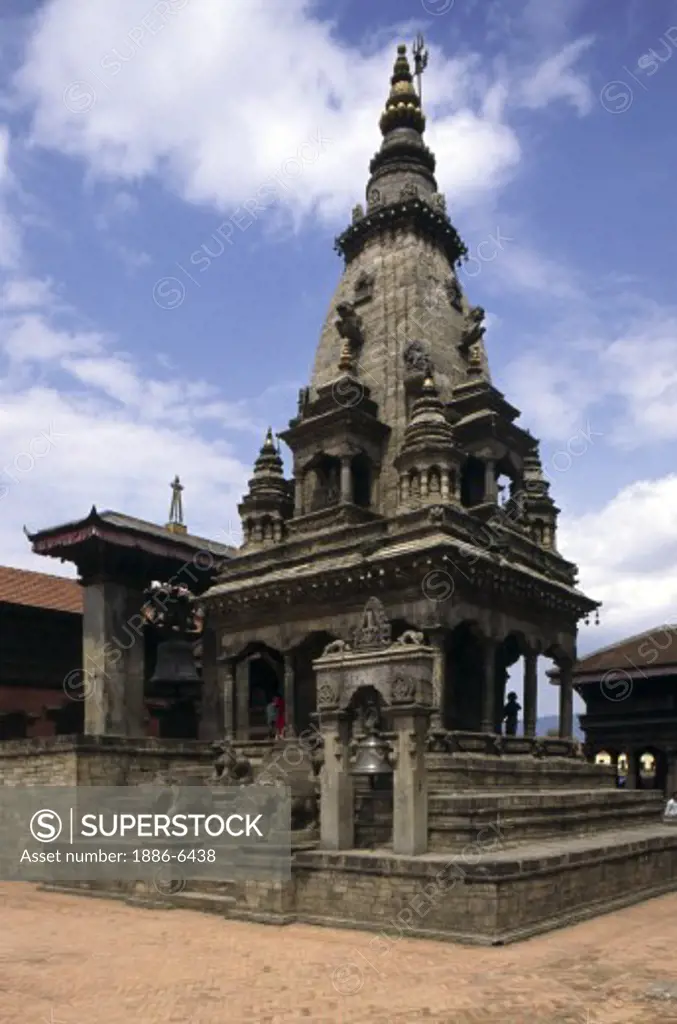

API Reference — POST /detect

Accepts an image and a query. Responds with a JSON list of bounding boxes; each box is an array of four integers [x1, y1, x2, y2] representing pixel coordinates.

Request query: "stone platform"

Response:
[[5, 732, 677, 946], [45, 821, 677, 945]]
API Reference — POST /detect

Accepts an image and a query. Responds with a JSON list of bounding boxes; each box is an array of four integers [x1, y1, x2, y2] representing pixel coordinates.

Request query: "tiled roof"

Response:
[[0, 565, 82, 614], [574, 625, 677, 677], [28, 506, 234, 557]]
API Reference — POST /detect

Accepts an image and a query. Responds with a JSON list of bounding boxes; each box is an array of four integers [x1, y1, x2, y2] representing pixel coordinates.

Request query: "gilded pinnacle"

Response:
[[338, 339, 355, 374]]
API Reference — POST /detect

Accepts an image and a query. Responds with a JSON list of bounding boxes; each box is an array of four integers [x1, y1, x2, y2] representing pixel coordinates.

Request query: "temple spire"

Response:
[[166, 475, 187, 534], [379, 43, 426, 137]]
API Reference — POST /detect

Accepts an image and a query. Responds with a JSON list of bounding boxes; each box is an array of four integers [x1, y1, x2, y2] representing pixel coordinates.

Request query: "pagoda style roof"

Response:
[[574, 625, 677, 680], [204, 526, 595, 621], [26, 506, 233, 563], [0, 565, 82, 615]]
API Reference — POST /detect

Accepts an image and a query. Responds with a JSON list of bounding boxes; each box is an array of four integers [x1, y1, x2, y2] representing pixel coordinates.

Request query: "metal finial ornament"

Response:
[[413, 34, 429, 102], [167, 475, 187, 533]]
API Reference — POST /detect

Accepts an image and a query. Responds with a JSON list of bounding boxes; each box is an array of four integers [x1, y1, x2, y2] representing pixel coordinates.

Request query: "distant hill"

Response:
[[510, 715, 583, 739], [533, 715, 584, 740]]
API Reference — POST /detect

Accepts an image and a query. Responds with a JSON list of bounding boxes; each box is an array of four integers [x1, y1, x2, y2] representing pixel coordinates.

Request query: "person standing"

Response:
[[265, 697, 277, 739], [274, 693, 286, 739]]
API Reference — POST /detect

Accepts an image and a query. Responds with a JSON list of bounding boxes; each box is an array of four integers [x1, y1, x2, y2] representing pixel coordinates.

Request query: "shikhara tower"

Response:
[[202, 44, 598, 742]]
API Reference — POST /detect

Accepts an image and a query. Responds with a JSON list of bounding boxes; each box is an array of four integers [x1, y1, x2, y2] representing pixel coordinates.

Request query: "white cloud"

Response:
[[500, 297, 677, 445], [0, 124, 21, 269], [0, 297, 279, 572], [1, 276, 57, 310], [519, 38, 594, 115], [12, 0, 594, 225], [560, 474, 677, 634]]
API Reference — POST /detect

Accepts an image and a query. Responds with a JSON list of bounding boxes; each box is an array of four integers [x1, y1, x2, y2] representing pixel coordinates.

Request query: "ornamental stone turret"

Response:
[[238, 428, 293, 548], [394, 375, 462, 507], [520, 449, 560, 551]]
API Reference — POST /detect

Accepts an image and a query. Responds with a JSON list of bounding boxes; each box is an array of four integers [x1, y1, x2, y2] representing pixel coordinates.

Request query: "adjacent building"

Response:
[[574, 625, 677, 794], [0, 566, 82, 739]]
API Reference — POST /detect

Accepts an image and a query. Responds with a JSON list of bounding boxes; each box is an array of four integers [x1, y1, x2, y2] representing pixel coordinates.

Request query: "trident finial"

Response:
[[412, 34, 429, 102], [167, 475, 186, 533]]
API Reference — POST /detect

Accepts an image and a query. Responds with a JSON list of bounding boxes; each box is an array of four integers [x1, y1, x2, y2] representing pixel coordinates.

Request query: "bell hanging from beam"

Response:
[[150, 637, 200, 688], [352, 730, 393, 778], [142, 580, 203, 691]]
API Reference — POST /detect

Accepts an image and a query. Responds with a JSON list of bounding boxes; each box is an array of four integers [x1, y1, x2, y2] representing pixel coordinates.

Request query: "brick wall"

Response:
[[0, 735, 213, 787]]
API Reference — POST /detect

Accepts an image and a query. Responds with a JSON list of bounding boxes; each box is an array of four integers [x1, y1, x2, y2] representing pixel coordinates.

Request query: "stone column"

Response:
[[392, 708, 430, 855], [220, 657, 235, 739], [665, 749, 677, 796], [523, 650, 538, 737], [625, 749, 638, 789], [235, 657, 250, 740], [558, 661, 574, 739], [480, 637, 497, 733], [198, 628, 221, 741], [283, 651, 296, 736], [81, 577, 146, 737], [123, 586, 146, 737], [319, 713, 354, 850], [294, 474, 304, 516], [340, 456, 352, 504], [429, 629, 447, 731], [484, 459, 496, 503]]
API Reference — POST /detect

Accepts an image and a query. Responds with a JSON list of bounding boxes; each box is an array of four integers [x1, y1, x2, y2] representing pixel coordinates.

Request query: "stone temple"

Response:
[[4, 42, 677, 945]]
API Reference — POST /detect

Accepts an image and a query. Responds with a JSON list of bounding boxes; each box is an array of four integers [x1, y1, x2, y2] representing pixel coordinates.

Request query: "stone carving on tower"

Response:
[[520, 448, 560, 551]]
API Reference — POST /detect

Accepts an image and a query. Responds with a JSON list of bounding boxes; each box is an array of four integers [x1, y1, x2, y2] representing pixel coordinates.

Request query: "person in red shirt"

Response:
[[273, 693, 285, 739]]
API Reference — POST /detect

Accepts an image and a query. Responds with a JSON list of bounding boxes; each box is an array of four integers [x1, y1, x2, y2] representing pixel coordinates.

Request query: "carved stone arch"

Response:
[[342, 682, 390, 723]]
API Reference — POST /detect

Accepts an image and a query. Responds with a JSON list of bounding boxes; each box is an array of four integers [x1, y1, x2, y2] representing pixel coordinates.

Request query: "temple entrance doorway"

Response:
[[248, 651, 282, 738]]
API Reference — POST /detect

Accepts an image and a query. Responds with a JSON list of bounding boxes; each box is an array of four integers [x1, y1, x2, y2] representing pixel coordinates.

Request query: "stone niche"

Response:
[[313, 600, 435, 856]]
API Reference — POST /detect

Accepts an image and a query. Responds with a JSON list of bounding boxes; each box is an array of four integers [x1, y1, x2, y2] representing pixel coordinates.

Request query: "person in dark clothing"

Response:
[[502, 691, 521, 736]]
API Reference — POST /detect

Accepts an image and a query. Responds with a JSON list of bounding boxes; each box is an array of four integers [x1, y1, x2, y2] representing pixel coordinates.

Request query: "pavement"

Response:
[[2, 882, 677, 1023]]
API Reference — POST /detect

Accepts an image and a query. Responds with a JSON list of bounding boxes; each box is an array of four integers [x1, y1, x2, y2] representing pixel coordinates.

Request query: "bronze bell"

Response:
[[150, 639, 200, 688], [352, 730, 393, 776]]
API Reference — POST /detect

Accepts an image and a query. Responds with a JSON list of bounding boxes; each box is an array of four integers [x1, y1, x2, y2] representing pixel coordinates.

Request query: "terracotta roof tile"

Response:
[[0, 566, 82, 615], [574, 624, 677, 677]]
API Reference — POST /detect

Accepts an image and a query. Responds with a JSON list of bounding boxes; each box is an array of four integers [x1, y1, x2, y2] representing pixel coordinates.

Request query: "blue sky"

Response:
[[1, 0, 676, 715]]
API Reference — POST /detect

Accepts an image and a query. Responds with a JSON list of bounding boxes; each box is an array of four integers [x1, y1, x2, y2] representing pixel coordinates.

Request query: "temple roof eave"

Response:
[[202, 529, 598, 618], [26, 506, 234, 564]]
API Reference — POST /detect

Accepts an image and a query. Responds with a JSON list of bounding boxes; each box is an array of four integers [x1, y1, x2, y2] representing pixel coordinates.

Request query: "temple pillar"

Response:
[[666, 749, 677, 796], [340, 456, 352, 504], [480, 637, 497, 733], [220, 656, 235, 739], [626, 749, 638, 789], [558, 660, 574, 738], [235, 657, 250, 740], [198, 627, 220, 741], [81, 577, 146, 737], [392, 707, 430, 855], [294, 474, 304, 516], [319, 713, 354, 850], [484, 459, 497, 503], [429, 629, 446, 731], [283, 650, 296, 736], [523, 650, 538, 737]]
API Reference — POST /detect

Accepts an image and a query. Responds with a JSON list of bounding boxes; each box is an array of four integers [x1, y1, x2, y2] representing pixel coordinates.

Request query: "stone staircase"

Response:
[[427, 787, 664, 851]]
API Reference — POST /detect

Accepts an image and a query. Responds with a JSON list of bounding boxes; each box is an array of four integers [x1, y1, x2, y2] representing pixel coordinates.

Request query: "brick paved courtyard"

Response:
[[2, 883, 677, 1023]]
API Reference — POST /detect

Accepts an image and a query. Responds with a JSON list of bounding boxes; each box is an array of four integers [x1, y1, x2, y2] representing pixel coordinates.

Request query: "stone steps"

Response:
[[427, 788, 663, 851]]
